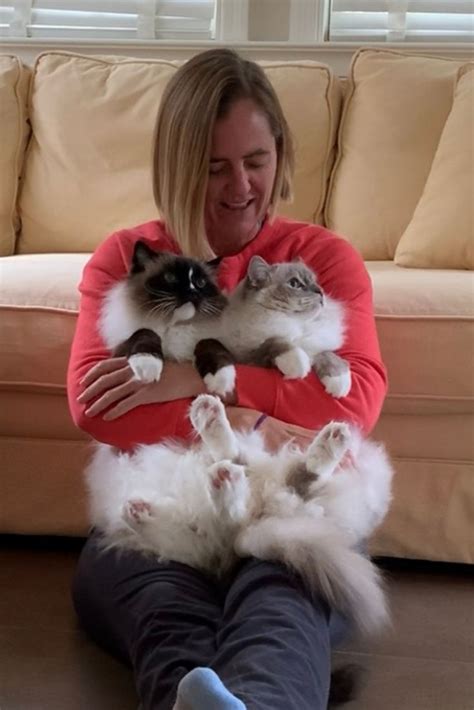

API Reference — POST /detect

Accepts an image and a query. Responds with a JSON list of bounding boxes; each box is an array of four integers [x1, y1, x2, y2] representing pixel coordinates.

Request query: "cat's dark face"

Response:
[[244, 255, 324, 314], [127, 241, 227, 321]]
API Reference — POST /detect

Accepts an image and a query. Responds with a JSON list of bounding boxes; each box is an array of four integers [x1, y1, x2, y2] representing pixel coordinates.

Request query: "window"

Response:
[[1, 0, 473, 44], [1, 0, 216, 40], [328, 0, 474, 43]]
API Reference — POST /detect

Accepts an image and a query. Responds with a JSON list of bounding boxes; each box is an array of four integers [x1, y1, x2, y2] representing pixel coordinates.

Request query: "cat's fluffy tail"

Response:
[[235, 516, 388, 636]]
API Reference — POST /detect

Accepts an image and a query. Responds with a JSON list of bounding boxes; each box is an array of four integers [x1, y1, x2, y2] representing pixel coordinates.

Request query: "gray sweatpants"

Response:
[[72, 531, 351, 710]]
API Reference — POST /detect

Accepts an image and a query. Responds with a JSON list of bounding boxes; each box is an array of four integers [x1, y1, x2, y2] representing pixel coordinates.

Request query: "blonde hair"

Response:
[[153, 49, 294, 259]]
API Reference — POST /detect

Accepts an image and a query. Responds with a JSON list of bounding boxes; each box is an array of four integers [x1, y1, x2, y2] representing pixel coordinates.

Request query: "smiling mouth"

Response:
[[221, 199, 254, 211]]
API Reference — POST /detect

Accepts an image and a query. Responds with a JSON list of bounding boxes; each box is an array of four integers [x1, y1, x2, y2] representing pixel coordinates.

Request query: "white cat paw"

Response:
[[122, 499, 153, 526], [209, 461, 249, 521], [129, 354, 163, 383], [189, 393, 225, 434], [319, 421, 352, 453], [204, 365, 236, 397], [306, 421, 352, 479], [275, 348, 311, 379], [321, 370, 351, 398]]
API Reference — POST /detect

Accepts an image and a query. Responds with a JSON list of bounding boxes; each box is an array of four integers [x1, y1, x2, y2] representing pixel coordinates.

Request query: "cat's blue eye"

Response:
[[289, 278, 303, 289], [164, 272, 176, 284], [194, 277, 206, 289]]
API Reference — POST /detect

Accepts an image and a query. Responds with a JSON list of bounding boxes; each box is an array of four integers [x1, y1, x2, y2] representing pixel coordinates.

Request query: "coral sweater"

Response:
[[67, 217, 387, 450]]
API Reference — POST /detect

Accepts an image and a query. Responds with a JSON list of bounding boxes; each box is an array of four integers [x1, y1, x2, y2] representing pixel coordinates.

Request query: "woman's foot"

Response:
[[173, 667, 246, 710]]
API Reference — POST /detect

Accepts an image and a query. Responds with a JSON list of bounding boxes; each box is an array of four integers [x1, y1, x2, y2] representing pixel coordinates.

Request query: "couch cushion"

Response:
[[0, 55, 30, 256], [262, 61, 342, 224], [0, 253, 88, 391], [16, 52, 341, 254], [325, 49, 471, 260], [395, 66, 474, 270], [17, 52, 177, 254], [366, 262, 474, 411]]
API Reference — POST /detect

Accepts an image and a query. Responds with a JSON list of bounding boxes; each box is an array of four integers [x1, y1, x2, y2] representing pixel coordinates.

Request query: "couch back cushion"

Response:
[[394, 65, 474, 270], [16, 52, 341, 254], [325, 49, 471, 260], [0, 56, 30, 256]]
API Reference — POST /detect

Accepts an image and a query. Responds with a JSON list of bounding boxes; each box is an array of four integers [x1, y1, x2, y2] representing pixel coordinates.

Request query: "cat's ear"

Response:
[[205, 256, 222, 274], [130, 241, 161, 274], [247, 255, 271, 287]]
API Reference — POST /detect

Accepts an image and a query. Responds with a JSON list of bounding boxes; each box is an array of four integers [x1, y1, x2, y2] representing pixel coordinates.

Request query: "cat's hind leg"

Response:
[[305, 421, 352, 484], [189, 394, 240, 461], [208, 461, 250, 523]]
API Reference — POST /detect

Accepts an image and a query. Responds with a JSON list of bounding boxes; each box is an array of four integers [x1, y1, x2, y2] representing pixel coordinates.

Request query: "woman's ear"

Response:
[[246, 255, 271, 287]]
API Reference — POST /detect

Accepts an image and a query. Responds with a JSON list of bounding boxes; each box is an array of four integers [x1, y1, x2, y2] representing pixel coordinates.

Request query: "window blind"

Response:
[[329, 0, 474, 42], [1, 0, 216, 40]]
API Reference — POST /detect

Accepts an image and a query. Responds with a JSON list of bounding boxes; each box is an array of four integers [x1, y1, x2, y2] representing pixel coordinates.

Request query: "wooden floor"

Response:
[[0, 535, 472, 709]]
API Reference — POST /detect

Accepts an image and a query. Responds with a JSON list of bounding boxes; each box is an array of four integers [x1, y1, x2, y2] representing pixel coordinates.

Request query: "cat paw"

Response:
[[122, 499, 153, 526], [204, 365, 236, 397], [209, 461, 249, 521], [319, 421, 352, 452], [129, 354, 163, 383], [189, 394, 225, 434], [321, 370, 352, 398], [275, 349, 311, 379], [306, 421, 352, 478]]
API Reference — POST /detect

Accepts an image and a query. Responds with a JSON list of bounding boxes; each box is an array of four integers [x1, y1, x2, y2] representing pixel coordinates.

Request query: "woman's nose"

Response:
[[228, 165, 251, 197]]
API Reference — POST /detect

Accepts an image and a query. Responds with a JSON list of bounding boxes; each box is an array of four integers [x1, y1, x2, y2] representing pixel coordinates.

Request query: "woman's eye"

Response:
[[164, 272, 176, 284], [289, 278, 303, 289], [209, 163, 225, 176]]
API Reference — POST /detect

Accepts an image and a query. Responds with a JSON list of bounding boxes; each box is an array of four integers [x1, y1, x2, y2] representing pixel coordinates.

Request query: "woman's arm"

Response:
[[67, 229, 207, 449]]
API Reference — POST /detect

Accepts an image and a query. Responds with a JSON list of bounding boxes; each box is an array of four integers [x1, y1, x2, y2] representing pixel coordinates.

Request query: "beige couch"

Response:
[[1, 48, 473, 564]]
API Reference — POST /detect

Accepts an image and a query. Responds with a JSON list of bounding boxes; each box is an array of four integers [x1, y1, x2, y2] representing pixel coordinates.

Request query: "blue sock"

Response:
[[175, 667, 246, 710]]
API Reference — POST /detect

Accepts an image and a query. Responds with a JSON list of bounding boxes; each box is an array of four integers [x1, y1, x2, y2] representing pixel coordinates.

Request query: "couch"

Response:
[[0, 47, 472, 564]]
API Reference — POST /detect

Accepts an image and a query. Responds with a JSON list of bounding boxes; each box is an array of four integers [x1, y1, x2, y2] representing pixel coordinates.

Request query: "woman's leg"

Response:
[[210, 558, 351, 710], [72, 531, 223, 710]]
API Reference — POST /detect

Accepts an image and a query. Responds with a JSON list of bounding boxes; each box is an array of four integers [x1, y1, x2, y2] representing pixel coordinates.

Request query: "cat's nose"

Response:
[[313, 287, 324, 305]]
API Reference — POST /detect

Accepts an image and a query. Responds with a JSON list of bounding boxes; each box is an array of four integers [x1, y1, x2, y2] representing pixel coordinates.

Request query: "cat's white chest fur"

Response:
[[222, 292, 346, 359], [100, 280, 207, 361]]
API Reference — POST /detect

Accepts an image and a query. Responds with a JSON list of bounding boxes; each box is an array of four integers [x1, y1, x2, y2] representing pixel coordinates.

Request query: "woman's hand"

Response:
[[77, 358, 205, 420], [225, 406, 315, 452]]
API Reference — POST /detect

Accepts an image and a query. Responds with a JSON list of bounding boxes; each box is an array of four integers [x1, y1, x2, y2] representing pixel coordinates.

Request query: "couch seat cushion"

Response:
[[0, 253, 88, 391], [367, 262, 474, 412], [2, 254, 473, 415]]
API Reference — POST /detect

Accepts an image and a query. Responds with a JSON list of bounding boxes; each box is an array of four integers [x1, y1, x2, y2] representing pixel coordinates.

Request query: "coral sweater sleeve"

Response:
[[67, 218, 387, 450]]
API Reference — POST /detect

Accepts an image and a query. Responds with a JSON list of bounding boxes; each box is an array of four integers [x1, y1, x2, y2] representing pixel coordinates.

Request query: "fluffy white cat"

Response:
[[86, 394, 393, 636]]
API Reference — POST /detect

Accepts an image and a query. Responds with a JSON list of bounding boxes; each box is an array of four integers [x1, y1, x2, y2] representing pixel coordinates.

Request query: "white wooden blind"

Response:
[[329, 0, 474, 42], [0, 0, 216, 40]]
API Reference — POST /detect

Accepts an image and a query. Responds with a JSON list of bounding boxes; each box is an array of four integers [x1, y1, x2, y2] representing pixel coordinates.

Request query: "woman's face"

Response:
[[204, 98, 278, 256]]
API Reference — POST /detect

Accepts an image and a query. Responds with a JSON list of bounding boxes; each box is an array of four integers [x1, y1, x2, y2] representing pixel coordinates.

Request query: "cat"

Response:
[[99, 241, 228, 383], [99, 241, 351, 402], [195, 254, 352, 401], [86, 393, 393, 636]]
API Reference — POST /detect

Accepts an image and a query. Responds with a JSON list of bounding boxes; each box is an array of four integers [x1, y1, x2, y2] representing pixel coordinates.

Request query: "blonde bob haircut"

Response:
[[153, 48, 294, 259]]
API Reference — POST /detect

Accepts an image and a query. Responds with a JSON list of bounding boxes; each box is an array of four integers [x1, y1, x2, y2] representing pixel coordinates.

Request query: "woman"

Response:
[[68, 48, 387, 710]]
